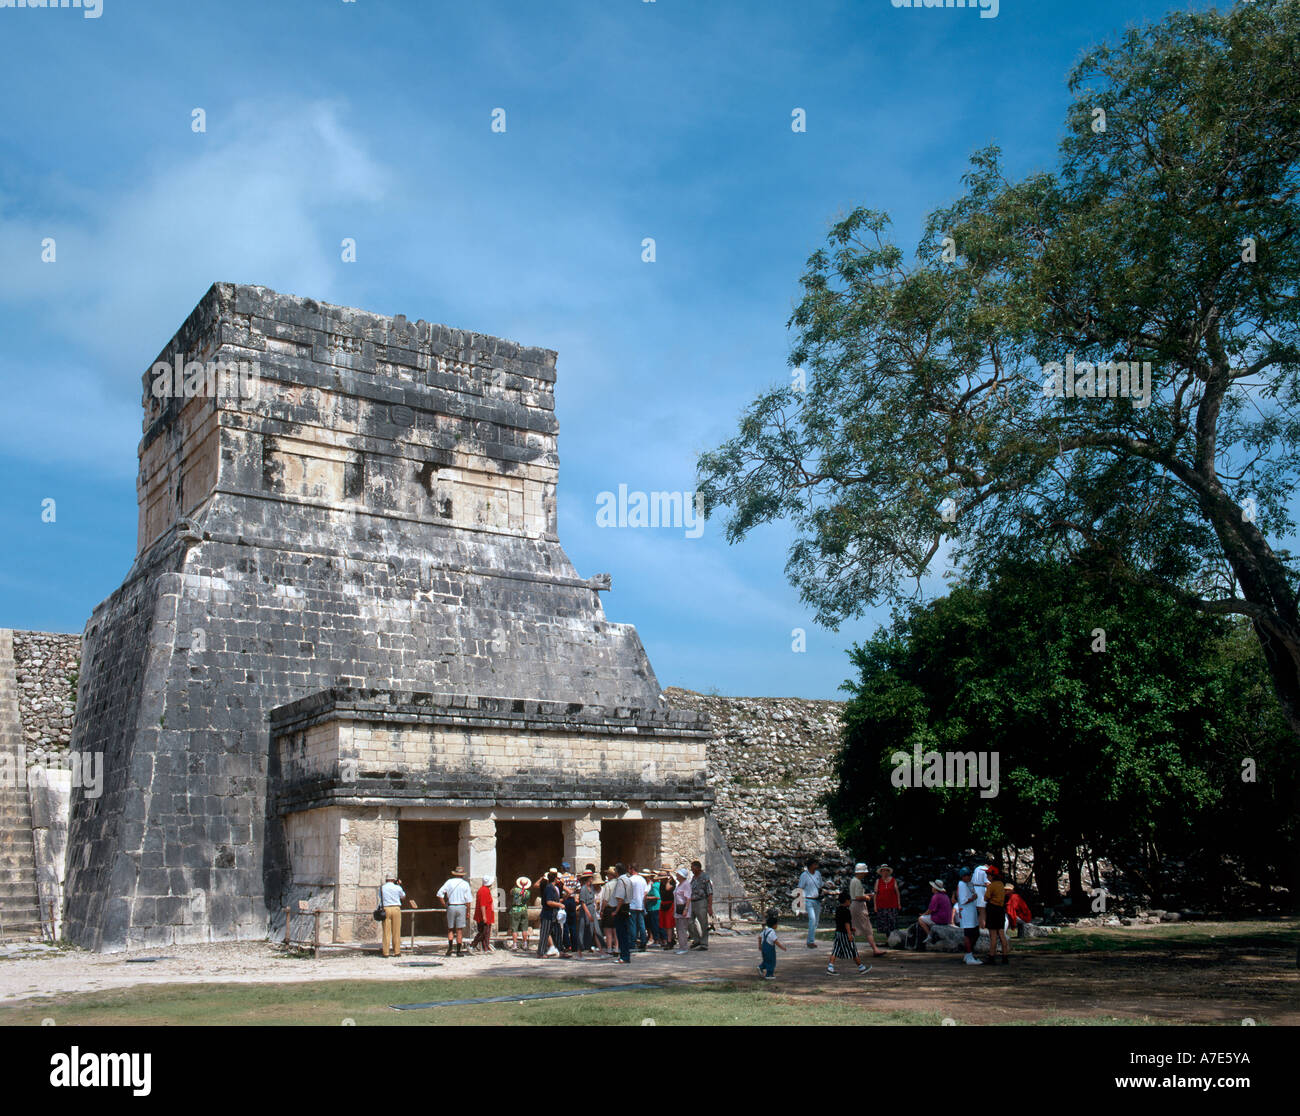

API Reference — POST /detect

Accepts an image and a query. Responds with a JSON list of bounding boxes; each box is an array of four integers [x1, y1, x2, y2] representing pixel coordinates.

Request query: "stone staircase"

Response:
[[0, 630, 43, 940]]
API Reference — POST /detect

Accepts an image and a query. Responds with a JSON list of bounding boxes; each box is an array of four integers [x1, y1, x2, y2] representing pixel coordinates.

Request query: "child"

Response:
[[828, 890, 871, 975], [758, 909, 786, 979]]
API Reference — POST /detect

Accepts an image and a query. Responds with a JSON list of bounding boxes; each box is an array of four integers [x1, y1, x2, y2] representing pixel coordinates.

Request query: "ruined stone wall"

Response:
[[664, 688, 851, 914], [12, 632, 80, 769]]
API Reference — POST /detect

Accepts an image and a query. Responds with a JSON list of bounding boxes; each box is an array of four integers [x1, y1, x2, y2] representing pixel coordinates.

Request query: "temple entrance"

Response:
[[600, 819, 661, 873], [496, 820, 564, 894], [397, 820, 459, 910]]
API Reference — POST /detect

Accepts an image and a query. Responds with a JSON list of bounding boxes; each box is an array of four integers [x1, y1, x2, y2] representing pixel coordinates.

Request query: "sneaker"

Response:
[[806, 942, 817, 949], [826, 963, 836, 974], [546, 946, 560, 957], [964, 954, 983, 965], [674, 949, 689, 955], [858, 963, 871, 974], [763, 974, 775, 980]]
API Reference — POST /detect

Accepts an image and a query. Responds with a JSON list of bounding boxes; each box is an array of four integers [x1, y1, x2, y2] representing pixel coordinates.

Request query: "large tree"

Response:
[[697, 1, 1300, 733], [829, 560, 1300, 907]]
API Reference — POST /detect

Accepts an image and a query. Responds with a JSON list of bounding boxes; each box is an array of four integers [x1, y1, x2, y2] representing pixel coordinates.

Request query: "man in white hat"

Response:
[[849, 863, 885, 957], [437, 866, 473, 957]]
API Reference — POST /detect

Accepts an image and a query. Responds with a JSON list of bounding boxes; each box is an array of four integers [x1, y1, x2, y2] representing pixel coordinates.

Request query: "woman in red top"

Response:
[[874, 864, 901, 937], [473, 876, 496, 952], [657, 871, 676, 949]]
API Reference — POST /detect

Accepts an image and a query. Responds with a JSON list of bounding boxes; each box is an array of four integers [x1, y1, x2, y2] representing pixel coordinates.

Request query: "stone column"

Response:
[[562, 815, 601, 872], [458, 816, 497, 886], [337, 806, 398, 942]]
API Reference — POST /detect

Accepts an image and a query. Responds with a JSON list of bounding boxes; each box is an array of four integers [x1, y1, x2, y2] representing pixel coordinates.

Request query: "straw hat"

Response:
[[452, 866, 467, 876], [854, 863, 869, 874], [929, 879, 945, 890], [877, 864, 892, 874], [516, 876, 532, 890]]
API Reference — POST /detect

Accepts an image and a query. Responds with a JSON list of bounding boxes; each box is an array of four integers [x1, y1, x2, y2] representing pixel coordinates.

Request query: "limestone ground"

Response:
[[0, 920, 1295, 1026]]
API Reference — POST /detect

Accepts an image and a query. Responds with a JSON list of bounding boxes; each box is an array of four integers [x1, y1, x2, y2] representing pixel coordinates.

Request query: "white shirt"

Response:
[[760, 926, 780, 948], [957, 880, 979, 929], [972, 865, 988, 907], [437, 877, 472, 906], [629, 874, 648, 911], [379, 882, 405, 906]]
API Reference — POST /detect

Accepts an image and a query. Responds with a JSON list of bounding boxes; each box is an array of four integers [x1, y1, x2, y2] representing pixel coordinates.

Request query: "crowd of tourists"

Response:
[[777, 851, 1035, 978], [375, 849, 1035, 976], [375, 860, 716, 962]]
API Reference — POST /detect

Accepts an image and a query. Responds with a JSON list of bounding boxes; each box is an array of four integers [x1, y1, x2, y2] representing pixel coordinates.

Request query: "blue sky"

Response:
[[0, 0, 1214, 698]]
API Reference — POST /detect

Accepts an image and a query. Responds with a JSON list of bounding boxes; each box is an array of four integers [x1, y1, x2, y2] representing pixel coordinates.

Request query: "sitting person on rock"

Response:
[[915, 879, 952, 950], [1005, 884, 1034, 939]]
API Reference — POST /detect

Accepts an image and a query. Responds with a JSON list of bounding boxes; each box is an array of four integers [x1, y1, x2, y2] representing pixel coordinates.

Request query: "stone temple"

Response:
[[64, 283, 712, 951]]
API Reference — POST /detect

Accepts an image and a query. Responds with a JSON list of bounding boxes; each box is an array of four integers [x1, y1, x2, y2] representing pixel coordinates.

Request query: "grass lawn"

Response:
[[2, 977, 957, 1026], [2, 919, 1292, 1026]]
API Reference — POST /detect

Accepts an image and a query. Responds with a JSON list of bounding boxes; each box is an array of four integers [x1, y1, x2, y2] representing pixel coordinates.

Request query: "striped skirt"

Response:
[[831, 931, 858, 960]]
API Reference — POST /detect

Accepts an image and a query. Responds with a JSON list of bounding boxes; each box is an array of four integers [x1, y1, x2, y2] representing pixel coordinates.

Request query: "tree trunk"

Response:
[[1032, 842, 1061, 905], [1067, 852, 1087, 911]]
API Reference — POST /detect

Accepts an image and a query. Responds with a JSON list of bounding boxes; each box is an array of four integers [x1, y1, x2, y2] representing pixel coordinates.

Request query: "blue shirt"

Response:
[[798, 870, 825, 899]]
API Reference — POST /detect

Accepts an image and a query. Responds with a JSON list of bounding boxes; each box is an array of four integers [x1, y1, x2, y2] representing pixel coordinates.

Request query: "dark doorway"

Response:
[[600, 819, 661, 873]]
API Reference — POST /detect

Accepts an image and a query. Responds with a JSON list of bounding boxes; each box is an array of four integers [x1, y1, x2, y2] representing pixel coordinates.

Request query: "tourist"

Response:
[[984, 866, 1009, 963], [827, 890, 871, 975], [915, 879, 952, 950], [378, 873, 415, 958], [600, 866, 619, 954], [472, 875, 496, 952], [437, 866, 474, 957], [873, 864, 901, 940], [538, 869, 564, 957], [577, 869, 600, 955], [688, 860, 713, 950], [559, 861, 579, 953], [797, 857, 828, 948], [956, 865, 981, 965], [509, 876, 532, 952], [629, 864, 649, 952], [673, 867, 692, 953], [609, 862, 634, 963], [971, 852, 993, 930], [645, 870, 664, 947], [758, 909, 785, 979], [849, 863, 885, 957], [1005, 883, 1034, 938], [658, 869, 677, 950]]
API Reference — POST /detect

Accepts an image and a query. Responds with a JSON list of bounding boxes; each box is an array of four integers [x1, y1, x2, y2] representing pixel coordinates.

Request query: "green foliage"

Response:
[[826, 559, 1300, 899], [697, 0, 1300, 731]]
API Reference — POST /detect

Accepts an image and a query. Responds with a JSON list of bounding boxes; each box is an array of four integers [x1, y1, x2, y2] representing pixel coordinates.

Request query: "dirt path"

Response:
[[2, 929, 1296, 1024]]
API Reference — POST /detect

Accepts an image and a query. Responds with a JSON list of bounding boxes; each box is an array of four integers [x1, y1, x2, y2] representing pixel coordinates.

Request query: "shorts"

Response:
[[600, 909, 615, 930], [985, 905, 1006, 930], [509, 908, 529, 933], [446, 906, 467, 930]]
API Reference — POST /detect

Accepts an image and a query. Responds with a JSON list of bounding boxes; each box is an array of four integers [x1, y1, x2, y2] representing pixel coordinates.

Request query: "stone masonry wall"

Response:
[[5, 639, 848, 930], [664, 688, 850, 914], [12, 632, 80, 769]]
